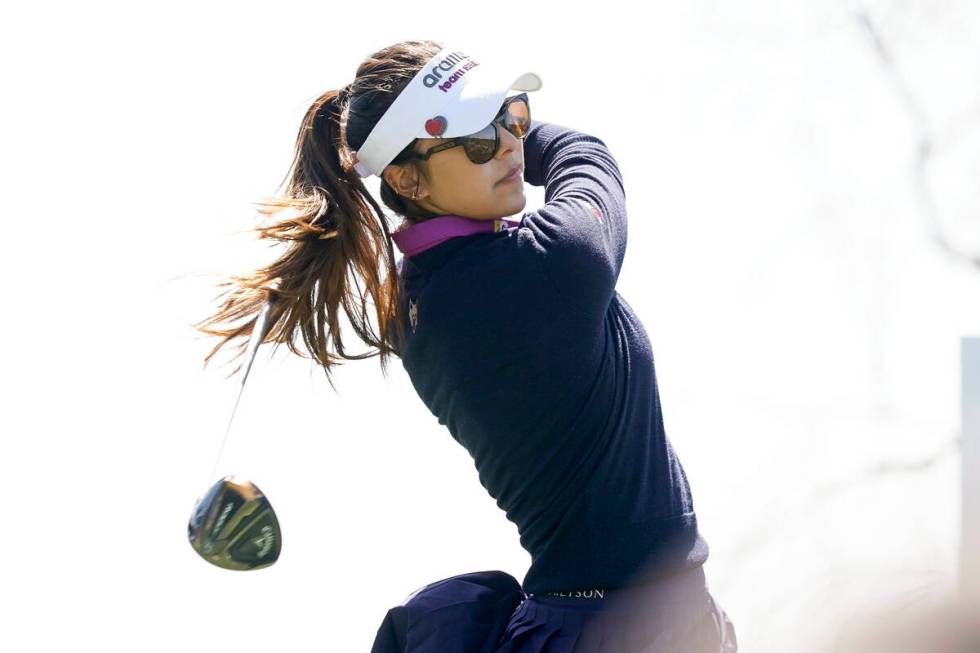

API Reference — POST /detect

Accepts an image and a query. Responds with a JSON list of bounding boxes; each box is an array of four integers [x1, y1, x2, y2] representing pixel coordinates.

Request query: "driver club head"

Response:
[[187, 475, 282, 570]]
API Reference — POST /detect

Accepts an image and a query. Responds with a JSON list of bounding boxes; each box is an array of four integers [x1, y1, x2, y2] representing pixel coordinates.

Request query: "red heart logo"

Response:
[[425, 116, 446, 136]]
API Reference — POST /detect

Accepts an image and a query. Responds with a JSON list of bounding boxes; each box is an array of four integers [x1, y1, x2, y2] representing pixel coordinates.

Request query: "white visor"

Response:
[[351, 45, 543, 178]]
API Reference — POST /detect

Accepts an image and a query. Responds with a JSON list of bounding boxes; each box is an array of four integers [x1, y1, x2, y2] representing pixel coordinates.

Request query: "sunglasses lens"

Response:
[[463, 122, 498, 163], [461, 95, 532, 164], [503, 97, 531, 139]]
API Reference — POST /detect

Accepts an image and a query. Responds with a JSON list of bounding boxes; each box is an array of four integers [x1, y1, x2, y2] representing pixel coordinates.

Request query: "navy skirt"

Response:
[[369, 564, 738, 652]]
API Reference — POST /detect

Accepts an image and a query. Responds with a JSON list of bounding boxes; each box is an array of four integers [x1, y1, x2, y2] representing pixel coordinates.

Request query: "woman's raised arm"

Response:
[[519, 120, 628, 312]]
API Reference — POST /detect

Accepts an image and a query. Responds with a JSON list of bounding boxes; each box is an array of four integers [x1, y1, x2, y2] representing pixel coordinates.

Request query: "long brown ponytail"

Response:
[[191, 39, 444, 391]]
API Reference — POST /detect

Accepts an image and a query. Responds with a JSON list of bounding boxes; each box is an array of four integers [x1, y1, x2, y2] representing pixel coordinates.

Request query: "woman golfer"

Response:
[[194, 39, 738, 652]]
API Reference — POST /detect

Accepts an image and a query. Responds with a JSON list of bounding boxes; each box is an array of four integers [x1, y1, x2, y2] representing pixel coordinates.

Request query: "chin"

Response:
[[507, 194, 528, 216]]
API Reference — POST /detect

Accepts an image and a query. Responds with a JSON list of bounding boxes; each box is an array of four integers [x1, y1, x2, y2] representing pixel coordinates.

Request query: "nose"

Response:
[[494, 122, 520, 158]]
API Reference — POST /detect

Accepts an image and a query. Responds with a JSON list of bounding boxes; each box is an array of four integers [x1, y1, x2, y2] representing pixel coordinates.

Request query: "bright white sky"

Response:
[[2, 1, 980, 651]]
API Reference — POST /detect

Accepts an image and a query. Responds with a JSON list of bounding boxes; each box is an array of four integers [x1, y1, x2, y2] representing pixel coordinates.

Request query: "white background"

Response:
[[2, 1, 979, 651]]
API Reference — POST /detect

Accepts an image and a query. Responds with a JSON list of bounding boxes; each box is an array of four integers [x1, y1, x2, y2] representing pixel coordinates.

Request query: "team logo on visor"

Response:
[[425, 116, 447, 136]]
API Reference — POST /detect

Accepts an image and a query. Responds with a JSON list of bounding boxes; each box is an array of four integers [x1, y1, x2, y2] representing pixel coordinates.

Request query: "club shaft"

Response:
[[208, 299, 274, 482]]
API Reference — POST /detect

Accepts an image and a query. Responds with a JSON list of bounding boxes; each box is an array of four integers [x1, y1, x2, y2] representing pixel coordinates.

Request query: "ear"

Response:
[[384, 163, 424, 200]]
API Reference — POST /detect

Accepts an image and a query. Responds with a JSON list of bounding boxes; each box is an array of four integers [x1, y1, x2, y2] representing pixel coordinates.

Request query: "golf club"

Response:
[[187, 299, 282, 570]]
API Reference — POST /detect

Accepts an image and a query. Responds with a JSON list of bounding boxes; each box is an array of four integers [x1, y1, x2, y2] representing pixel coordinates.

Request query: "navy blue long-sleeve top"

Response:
[[391, 120, 710, 595]]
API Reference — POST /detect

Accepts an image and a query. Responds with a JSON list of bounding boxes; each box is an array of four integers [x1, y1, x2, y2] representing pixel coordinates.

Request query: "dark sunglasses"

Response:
[[409, 92, 531, 165]]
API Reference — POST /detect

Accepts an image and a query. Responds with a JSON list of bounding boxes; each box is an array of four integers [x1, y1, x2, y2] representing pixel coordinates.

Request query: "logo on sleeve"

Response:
[[588, 203, 603, 224], [578, 198, 603, 224]]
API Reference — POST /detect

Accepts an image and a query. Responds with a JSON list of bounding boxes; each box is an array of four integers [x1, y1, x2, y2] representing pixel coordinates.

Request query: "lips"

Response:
[[499, 165, 523, 183]]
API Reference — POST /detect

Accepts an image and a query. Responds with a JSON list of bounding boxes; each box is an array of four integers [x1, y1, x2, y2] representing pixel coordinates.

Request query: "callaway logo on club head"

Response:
[[254, 525, 275, 557]]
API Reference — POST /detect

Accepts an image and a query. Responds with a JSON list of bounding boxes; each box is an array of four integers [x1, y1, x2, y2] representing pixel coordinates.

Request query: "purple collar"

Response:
[[391, 214, 523, 257]]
